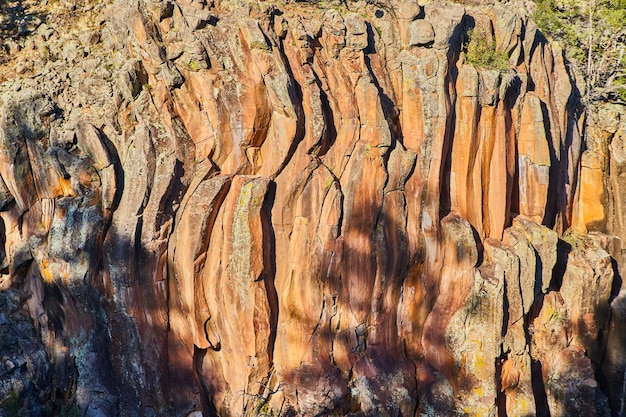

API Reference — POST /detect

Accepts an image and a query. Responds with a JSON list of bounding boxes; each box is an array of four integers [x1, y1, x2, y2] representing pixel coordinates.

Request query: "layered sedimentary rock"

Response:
[[1, 0, 625, 416]]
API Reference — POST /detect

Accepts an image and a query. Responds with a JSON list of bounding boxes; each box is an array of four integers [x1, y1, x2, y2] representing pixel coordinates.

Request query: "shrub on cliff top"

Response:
[[464, 29, 509, 71], [533, 0, 626, 104]]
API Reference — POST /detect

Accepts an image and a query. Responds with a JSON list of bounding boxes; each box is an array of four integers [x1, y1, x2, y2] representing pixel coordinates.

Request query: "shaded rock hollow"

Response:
[[0, 0, 626, 416]]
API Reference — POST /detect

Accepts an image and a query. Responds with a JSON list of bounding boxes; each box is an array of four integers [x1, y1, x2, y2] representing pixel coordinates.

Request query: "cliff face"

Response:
[[1, 0, 626, 416]]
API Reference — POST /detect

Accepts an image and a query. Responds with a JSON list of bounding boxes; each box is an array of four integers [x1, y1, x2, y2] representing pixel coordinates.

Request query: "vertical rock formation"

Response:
[[0, 0, 625, 416]]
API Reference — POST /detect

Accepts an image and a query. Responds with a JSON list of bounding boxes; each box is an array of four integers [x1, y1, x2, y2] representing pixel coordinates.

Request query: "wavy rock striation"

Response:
[[1, 0, 625, 416]]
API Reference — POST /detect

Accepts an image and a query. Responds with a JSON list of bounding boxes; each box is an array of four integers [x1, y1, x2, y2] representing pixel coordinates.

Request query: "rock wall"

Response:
[[1, 0, 625, 416]]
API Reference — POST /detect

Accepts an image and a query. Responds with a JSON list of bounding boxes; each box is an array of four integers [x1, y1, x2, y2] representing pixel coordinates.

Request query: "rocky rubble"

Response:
[[0, 0, 625, 416]]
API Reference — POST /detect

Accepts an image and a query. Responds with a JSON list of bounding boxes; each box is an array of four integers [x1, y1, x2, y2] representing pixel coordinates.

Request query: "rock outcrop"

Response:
[[0, 0, 625, 416]]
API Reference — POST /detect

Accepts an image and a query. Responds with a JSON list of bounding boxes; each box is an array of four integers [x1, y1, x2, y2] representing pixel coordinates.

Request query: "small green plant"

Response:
[[188, 60, 201, 71], [464, 29, 509, 71], [549, 308, 566, 324], [561, 228, 588, 252], [375, 25, 382, 37], [2, 391, 20, 416], [257, 402, 279, 416], [324, 175, 334, 191], [249, 40, 271, 51]]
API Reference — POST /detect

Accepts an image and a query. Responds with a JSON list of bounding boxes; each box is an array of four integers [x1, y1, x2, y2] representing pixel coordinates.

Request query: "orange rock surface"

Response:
[[0, 1, 624, 416]]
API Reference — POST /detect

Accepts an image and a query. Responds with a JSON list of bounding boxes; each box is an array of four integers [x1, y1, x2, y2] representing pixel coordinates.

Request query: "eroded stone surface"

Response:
[[0, 1, 624, 416]]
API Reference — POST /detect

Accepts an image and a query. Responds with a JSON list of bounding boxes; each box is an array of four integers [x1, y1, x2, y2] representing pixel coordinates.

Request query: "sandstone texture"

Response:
[[0, 0, 625, 416]]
